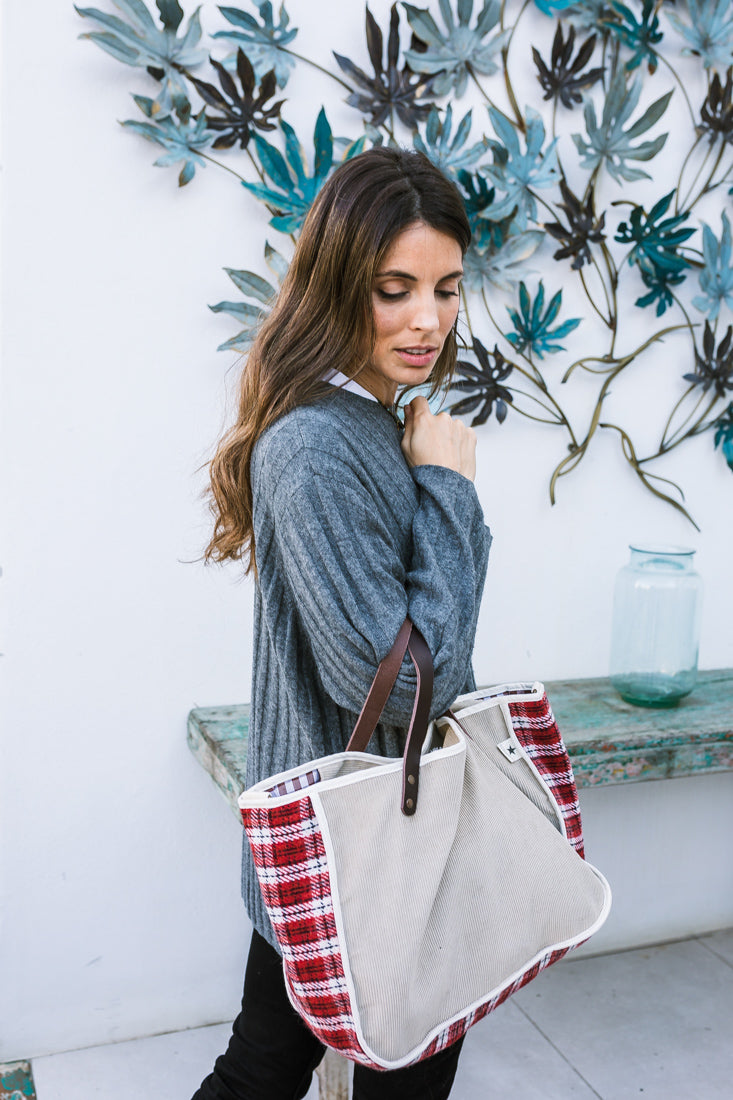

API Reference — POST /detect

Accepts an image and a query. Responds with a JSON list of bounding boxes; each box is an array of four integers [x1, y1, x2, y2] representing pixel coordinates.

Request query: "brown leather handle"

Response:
[[347, 619, 413, 752], [346, 618, 434, 816]]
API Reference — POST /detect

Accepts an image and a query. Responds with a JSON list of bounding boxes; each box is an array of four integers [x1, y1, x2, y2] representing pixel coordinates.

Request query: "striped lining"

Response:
[[267, 769, 322, 798]]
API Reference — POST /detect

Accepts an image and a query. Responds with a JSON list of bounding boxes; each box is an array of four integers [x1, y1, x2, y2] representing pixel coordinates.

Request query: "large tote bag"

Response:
[[239, 620, 611, 1070]]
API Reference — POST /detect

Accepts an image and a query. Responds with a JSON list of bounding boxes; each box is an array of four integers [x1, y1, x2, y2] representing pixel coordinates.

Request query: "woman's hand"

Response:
[[401, 396, 477, 482]]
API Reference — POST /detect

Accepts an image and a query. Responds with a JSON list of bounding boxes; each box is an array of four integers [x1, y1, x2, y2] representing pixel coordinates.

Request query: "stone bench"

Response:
[[188, 668, 733, 1099]]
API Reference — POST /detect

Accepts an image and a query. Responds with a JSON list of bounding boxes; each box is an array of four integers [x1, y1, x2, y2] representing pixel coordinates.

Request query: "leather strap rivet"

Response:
[[406, 798, 414, 810], [407, 774, 415, 786]]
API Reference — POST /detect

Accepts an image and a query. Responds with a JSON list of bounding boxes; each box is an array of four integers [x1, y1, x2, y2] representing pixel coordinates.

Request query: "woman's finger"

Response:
[[408, 395, 430, 417]]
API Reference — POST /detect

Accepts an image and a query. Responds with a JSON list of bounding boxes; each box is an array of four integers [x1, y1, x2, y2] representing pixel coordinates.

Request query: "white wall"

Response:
[[575, 772, 733, 958], [1, 0, 732, 1061]]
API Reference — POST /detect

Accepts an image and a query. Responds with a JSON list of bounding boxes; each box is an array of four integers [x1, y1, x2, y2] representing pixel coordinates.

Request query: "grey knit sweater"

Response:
[[243, 386, 492, 951]]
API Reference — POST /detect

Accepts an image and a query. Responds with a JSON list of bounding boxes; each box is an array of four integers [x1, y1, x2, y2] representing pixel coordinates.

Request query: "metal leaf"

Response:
[[626, 90, 673, 139], [224, 268, 276, 302], [313, 107, 334, 183], [334, 4, 437, 130], [404, 0, 507, 95], [80, 30, 140, 63], [214, 2, 298, 86], [365, 6, 384, 75], [155, 0, 184, 32], [252, 132, 292, 192], [573, 71, 671, 181], [116, 0, 157, 33], [265, 241, 290, 282]]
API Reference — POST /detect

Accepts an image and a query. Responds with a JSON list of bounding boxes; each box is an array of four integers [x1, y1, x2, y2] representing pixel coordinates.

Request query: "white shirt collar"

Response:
[[324, 370, 378, 403]]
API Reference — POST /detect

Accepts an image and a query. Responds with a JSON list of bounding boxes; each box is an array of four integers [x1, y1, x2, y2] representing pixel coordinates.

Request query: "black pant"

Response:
[[192, 929, 464, 1100]]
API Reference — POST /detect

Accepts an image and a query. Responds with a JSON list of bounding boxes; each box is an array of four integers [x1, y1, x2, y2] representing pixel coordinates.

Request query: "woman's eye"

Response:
[[376, 289, 407, 301], [437, 289, 460, 299]]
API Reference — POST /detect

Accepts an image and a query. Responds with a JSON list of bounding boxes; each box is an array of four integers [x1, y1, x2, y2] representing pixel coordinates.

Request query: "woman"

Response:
[[194, 147, 492, 1100]]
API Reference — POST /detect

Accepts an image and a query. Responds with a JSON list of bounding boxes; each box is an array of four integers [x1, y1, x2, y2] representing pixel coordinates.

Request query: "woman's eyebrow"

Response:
[[375, 268, 464, 280]]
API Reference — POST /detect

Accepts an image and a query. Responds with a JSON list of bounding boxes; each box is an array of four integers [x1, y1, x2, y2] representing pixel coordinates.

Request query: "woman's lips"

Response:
[[395, 346, 438, 366]]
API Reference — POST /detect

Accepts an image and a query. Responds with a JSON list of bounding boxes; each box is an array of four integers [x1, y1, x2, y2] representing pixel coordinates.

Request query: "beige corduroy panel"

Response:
[[448, 699, 565, 830], [315, 714, 609, 1066]]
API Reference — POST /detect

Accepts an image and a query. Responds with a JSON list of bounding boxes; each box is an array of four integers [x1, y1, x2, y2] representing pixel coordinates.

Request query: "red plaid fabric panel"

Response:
[[507, 693, 585, 857], [241, 798, 374, 1065]]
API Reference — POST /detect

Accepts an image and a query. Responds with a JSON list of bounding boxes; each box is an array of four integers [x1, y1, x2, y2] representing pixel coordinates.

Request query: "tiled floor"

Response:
[[28, 930, 733, 1100]]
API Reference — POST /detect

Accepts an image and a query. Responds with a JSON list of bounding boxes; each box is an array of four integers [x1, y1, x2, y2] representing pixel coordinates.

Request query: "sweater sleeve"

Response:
[[267, 450, 491, 725]]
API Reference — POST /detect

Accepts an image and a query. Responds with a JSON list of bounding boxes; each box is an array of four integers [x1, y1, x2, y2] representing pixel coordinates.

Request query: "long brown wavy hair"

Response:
[[205, 147, 471, 572]]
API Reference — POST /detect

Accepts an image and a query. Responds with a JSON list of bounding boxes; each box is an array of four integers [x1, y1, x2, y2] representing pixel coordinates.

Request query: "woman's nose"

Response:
[[408, 293, 439, 332]]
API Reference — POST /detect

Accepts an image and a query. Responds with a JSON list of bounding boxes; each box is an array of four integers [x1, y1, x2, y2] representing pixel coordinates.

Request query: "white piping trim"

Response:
[[239, 740, 465, 809], [452, 682, 544, 717], [307, 786, 375, 1059]]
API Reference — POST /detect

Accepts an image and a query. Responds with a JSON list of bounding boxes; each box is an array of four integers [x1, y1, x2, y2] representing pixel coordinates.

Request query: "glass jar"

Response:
[[609, 545, 703, 707]]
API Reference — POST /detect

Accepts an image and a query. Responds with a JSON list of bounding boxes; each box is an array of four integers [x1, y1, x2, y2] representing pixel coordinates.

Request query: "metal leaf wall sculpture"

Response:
[[76, 0, 733, 527]]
